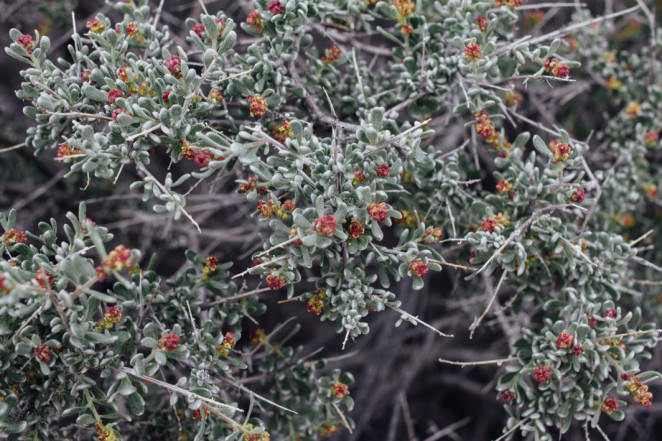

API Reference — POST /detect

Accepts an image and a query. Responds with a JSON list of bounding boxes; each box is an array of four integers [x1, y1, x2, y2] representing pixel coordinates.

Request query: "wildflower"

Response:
[[238, 177, 257, 193], [271, 121, 291, 142], [96, 307, 122, 330], [257, 200, 274, 218], [321, 45, 341, 64], [203, 256, 219, 278], [111, 108, 131, 123], [193, 149, 214, 167], [644, 131, 659, 146], [474, 111, 495, 139], [318, 422, 340, 436], [475, 16, 489, 32], [602, 397, 619, 414], [34, 269, 54, 289], [533, 365, 551, 383], [165, 55, 182, 79], [408, 260, 429, 277], [625, 101, 641, 117], [367, 202, 389, 222], [422, 227, 443, 244], [246, 11, 264, 34], [86, 19, 106, 33], [289, 227, 303, 246], [268, 1, 284, 15], [401, 23, 413, 35], [333, 382, 349, 398], [247, 95, 267, 117], [95, 420, 118, 441], [348, 219, 365, 239], [266, 272, 286, 290], [501, 390, 515, 401], [604, 309, 617, 319], [496, 180, 513, 194], [0, 274, 8, 294], [495, 0, 523, 6], [313, 215, 338, 236], [481, 213, 510, 233], [570, 188, 585, 203], [504, 90, 523, 109], [644, 183, 658, 198], [352, 171, 365, 186], [551, 142, 571, 163], [162, 91, 172, 104], [376, 164, 391, 178], [192, 406, 211, 420], [34, 344, 51, 362], [555, 332, 574, 349], [96, 266, 108, 281], [392, 0, 415, 18], [216, 332, 236, 356], [464, 42, 482, 61], [543, 58, 570, 78], [605, 76, 622, 90], [18, 34, 34, 54], [107, 89, 123, 105], [250, 329, 266, 344], [125, 22, 144, 44], [158, 333, 180, 352], [307, 289, 327, 315], [103, 245, 133, 271], [80, 70, 92, 84], [192, 23, 205, 37], [572, 345, 584, 356], [625, 376, 654, 408], [588, 316, 598, 327], [282, 200, 295, 211]]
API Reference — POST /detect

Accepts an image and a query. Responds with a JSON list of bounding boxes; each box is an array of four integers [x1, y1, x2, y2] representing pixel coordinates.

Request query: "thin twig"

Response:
[[469, 271, 508, 338]]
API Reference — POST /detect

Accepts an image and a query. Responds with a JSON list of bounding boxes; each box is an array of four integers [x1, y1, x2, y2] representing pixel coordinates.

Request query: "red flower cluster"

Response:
[[474, 111, 511, 155], [495, 0, 523, 6], [572, 345, 584, 356], [604, 309, 617, 319], [475, 16, 489, 32], [544, 58, 570, 79], [367, 202, 388, 222], [464, 42, 483, 61], [570, 188, 585, 203], [333, 382, 349, 398], [392, 0, 415, 18], [35, 269, 54, 289], [555, 332, 574, 349], [321, 45, 341, 64], [239, 177, 257, 193], [268, 1, 284, 15], [588, 316, 598, 327], [602, 397, 619, 413], [307, 289, 327, 315], [80, 70, 92, 83], [289, 227, 303, 246], [2, 229, 27, 247], [56, 143, 82, 159], [644, 131, 659, 146], [352, 171, 365, 186], [271, 121, 292, 142], [111, 108, 131, 123], [246, 11, 264, 34], [0, 274, 8, 294], [250, 329, 266, 344], [158, 333, 180, 352], [192, 406, 211, 420], [192, 18, 226, 39], [34, 344, 51, 362], [165, 55, 182, 79], [376, 164, 391, 178], [348, 219, 365, 239], [313, 215, 338, 237], [481, 213, 510, 233], [18, 34, 34, 54], [97, 307, 122, 330], [501, 390, 515, 401], [422, 227, 443, 244], [496, 180, 513, 194], [125, 22, 144, 44], [86, 19, 106, 33], [216, 332, 236, 356], [95, 420, 118, 441], [408, 260, 429, 277], [103, 245, 133, 271], [247, 95, 268, 117], [533, 365, 551, 383], [622, 374, 654, 408], [257, 199, 295, 220], [203, 256, 219, 279], [550, 141, 571, 163], [266, 272, 286, 290]]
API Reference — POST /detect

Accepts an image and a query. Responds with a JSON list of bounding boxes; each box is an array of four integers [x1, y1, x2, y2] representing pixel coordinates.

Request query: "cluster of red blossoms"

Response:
[[192, 406, 211, 420], [495, 0, 523, 6], [543, 58, 570, 79], [96, 307, 122, 330], [34, 344, 51, 362], [86, 19, 106, 33], [103, 245, 133, 271], [555, 332, 574, 349], [271, 120, 292, 142], [95, 420, 118, 441], [332, 382, 349, 398], [313, 215, 338, 237], [268, 1, 284, 15], [392, 0, 415, 34], [112, 108, 131, 123], [250, 329, 266, 344], [243, 429, 270, 441], [0, 274, 8, 295], [239, 177, 266, 194], [408, 260, 429, 277], [533, 365, 551, 383], [474, 111, 512, 156], [376, 163, 391, 178], [622, 373, 654, 408], [348, 219, 365, 239], [216, 332, 236, 356], [203, 256, 219, 279], [35, 269, 54, 289], [496, 180, 513, 196], [307, 289, 327, 315], [602, 397, 619, 414], [180, 140, 223, 167], [247, 95, 268, 117], [367, 202, 389, 222], [481, 213, 510, 233], [125, 22, 144, 44], [549, 140, 572, 163], [464, 42, 482, 61], [501, 390, 515, 401], [246, 11, 264, 34], [604, 309, 617, 319], [570, 188, 585, 204], [352, 171, 365, 186], [315, 422, 340, 436], [422, 227, 443, 244], [56, 142, 83, 160], [107, 89, 123, 105], [321, 45, 341, 64], [191, 18, 226, 39], [475, 16, 489, 32], [165, 55, 182, 79], [18, 34, 34, 54], [158, 333, 180, 352], [258, 199, 295, 220], [644, 131, 659, 146], [2, 229, 28, 247], [266, 271, 286, 290]]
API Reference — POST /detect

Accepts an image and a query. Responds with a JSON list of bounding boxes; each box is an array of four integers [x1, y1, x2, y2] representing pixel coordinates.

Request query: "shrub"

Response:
[[2, 0, 662, 440]]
